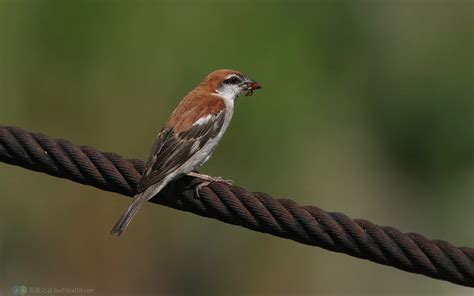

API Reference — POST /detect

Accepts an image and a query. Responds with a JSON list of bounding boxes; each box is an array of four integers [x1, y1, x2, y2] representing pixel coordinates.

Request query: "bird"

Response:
[[111, 69, 261, 236]]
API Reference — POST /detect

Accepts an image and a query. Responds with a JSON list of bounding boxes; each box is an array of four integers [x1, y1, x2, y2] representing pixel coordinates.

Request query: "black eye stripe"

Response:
[[224, 76, 242, 85]]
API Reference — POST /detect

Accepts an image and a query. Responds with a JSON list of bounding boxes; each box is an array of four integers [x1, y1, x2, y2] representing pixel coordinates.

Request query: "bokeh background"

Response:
[[0, 1, 472, 295]]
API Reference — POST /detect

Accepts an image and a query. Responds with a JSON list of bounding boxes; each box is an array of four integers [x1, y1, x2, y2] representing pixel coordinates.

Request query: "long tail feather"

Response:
[[110, 191, 148, 236], [111, 180, 167, 236]]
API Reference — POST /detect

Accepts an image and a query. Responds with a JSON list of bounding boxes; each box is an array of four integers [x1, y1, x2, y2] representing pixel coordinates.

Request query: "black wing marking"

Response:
[[137, 111, 226, 193]]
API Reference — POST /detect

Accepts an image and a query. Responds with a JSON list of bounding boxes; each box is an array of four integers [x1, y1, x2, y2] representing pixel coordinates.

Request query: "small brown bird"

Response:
[[111, 69, 261, 235]]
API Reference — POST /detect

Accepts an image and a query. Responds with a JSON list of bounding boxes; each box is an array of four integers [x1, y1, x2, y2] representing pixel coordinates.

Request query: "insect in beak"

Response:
[[244, 78, 261, 96]]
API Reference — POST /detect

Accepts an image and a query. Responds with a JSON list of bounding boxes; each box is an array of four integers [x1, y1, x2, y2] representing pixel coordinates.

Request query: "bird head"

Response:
[[200, 69, 261, 101]]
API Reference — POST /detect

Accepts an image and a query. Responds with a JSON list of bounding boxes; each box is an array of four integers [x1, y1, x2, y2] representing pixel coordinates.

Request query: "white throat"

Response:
[[214, 87, 240, 105], [212, 89, 236, 136]]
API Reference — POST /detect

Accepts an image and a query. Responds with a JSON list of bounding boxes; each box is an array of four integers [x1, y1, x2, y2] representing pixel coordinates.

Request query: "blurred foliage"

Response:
[[0, 1, 472, 295]]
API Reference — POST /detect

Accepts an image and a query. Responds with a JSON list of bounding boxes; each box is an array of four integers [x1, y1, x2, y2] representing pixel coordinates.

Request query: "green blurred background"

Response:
[[0, 1, 472, 295]]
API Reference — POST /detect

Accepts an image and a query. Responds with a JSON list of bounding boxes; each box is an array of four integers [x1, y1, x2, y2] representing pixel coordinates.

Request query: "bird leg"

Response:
[[187, 172, 234, 185], [187, 172, 234, 197]]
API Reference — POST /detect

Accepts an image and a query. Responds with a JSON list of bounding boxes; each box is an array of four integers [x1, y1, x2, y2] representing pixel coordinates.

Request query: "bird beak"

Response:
[[244, 77, 262, 90], [242, 77, 261, 96]]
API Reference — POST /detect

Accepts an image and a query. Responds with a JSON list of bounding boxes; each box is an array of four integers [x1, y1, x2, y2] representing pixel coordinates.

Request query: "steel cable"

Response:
[[1, 125, 473, 287]]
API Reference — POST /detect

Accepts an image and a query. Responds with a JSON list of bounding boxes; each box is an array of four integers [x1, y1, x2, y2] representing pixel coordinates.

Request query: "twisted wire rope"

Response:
[[0, 125, 473, 287]]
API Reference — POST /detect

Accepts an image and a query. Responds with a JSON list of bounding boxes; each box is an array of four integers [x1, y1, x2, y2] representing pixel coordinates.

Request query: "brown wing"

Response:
[[137, 109, 226, 193], [166, 90, 226, 132]]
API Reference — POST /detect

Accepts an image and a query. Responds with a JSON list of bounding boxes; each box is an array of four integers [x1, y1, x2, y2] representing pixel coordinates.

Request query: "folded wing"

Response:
[[137, 109, 226, 193]]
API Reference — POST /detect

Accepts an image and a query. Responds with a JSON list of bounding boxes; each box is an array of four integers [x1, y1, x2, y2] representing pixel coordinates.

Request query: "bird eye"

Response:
[[224, 76, 241, 85]]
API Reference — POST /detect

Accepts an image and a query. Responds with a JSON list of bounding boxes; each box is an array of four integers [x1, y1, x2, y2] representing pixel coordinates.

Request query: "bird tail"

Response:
[[110, 183, 164, 236]]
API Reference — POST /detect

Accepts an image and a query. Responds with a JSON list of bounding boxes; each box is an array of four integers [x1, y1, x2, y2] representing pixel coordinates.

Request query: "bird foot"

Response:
[[187, 172, 234, 198]]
